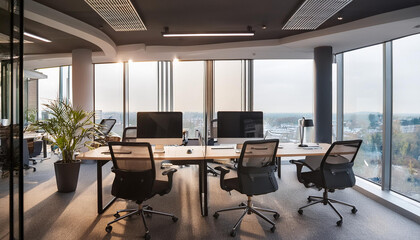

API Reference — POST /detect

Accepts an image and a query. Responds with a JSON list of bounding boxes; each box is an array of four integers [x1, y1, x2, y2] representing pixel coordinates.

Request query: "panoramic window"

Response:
[[127, 61, 158, 126], [343, 45, 383, 184], [173, 61, 205, 138], [94, 63, 124, 136], [392, 33, 420, 201], [37, 67, 60, 119], [214, 60, 243, 113], [253, 59, 314, 142]]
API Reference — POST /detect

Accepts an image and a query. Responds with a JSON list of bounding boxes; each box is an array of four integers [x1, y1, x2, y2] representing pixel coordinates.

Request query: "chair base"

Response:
[[298, 190, 357, 226], [105, 204, 178, 239], [213, 196, 279, 237]]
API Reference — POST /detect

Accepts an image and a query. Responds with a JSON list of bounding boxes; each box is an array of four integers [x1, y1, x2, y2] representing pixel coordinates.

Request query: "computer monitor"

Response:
[[136, 112, 183, 146], [217, 111, 264, 144]]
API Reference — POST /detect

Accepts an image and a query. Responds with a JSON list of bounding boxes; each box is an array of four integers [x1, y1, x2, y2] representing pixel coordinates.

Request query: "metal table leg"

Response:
[[277, 157, 281, 179], [97, 160, 116, 214], [198, 160, 208, 216]]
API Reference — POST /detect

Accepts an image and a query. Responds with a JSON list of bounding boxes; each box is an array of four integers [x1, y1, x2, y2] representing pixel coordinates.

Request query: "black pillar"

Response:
[[314, 46, 332, 143]]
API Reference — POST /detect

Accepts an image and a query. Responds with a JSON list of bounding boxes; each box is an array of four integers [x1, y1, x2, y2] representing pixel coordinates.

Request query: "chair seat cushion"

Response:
[[224, 177, 240, 192], [301, 170, 323, 188], [153, 180, 171, 196]]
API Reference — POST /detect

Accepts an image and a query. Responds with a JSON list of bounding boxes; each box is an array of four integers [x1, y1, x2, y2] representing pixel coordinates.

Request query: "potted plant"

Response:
[[33, 100, 99, 192]]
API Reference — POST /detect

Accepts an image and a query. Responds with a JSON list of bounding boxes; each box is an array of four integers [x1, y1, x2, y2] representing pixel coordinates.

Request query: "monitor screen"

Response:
[[137, 112, 183, 138], [217, 111, 264, 138]]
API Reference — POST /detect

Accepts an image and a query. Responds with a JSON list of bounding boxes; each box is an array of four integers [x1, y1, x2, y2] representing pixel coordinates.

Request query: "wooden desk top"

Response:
[[205, 143, 329, 159], [23, 132, 44, 140], [77, 143, 330, 161], [76, 145, 206, 161]]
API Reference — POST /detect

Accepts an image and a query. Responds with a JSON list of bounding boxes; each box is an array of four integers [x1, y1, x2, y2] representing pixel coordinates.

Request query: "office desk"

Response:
[[77, 143, 329, 217], [76, 146, 208, 215], [24, 132, 48, 158], [205, 143, 330, 178]]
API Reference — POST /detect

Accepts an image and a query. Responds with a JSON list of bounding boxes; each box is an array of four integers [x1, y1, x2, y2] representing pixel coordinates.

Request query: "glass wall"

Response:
[[94, 63, 124, 136], [343, 45, 383, 184], [392, 34, 420, 201], [253, 60, 314, 142], [214, 60, 243, 112], [127, 61, 158, 126], [173, 61, 205, 138]]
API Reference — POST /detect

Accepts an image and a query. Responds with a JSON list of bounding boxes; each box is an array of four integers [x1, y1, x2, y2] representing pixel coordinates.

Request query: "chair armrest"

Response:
[[215, 166, 230, 191], [290, 160, 316, 188], [162, 168, 177, 188]]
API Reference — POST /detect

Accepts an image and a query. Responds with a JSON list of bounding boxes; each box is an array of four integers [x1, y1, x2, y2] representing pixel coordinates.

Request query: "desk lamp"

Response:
[[298, 117, 314, 147]]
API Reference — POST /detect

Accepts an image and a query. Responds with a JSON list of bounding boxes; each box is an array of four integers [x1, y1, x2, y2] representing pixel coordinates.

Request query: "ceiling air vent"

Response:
[[84, 0, 147, 31], [282, 0, 352, 30]]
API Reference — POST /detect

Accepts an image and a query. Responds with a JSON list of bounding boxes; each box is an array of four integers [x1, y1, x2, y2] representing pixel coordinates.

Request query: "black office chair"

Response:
[[28, 139, 43, 165], [122, 127, 137, 142], [23, 139, 36, 172], [290, 140, 363, 226], [213, 139, 280, 237], [99, 118, 117, 136], [105, 142, 178, 240]]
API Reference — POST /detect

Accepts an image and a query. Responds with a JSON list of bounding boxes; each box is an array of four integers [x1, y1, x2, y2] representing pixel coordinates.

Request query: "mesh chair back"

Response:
[[108, 142, 155, 201], [99, 119, 117, 136], [237, 139, 279, 195], [320, 140, 362, 189], [122, 127, 137, 142]]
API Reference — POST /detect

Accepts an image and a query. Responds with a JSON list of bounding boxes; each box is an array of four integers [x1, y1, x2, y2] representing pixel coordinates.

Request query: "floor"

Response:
[[1, 157, 420, 240]]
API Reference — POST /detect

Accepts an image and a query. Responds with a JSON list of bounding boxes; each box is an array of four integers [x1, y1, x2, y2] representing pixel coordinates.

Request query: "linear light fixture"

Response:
[[24, 32, 51, 42], [162, 27, 254, 37], [283, 0, 353, 30], [84, 0, 147, 31]]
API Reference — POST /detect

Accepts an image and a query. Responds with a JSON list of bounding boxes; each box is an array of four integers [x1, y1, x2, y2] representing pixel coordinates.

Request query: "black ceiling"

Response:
[[27, 0, 420, 52], [24, 18, 101, 54]]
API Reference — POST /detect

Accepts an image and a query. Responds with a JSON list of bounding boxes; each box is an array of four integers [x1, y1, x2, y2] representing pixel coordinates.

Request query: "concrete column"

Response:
[[314, 46, 332, 143], [72, 49, 93, 111]]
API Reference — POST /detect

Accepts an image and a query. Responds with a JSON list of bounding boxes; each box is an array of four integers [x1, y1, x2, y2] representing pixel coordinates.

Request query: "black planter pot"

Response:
[[54, 160, 81, 193]]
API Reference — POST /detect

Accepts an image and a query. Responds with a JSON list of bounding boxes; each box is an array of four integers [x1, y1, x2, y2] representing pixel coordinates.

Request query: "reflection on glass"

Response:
[[94, 63, 124, 136], [173, 61, 205, 137], [392, 33, 420, 202], [254, 60, 314, 143], [128, 61, 158, 126], [343, 45, 383, 184], [214, 61, 242, 112]]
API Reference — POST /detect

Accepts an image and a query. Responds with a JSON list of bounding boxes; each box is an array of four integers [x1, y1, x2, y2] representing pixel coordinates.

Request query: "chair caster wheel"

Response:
[[298, 209, 303, 215], [271, 226, 276, 233], [213, 212, 219, 219], [172, 216, 178, 222], [33, 168, 36, 172], [105, 225, 112, 233], [230, 230, 236, 237], [351, 207, 358, 214], [273, 213, 280, 220], [113, 213, 120, 218], [239, 203, 246, 207], [145, 232, 151, 240], [307, 197, 312, 202], [336, 220, 342, 226]]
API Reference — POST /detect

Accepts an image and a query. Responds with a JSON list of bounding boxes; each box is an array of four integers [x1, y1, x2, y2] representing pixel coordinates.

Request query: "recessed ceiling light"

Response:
[[24, 32, 51, 42], [337, 16, 343, 20], [262, 25, 267, 30]]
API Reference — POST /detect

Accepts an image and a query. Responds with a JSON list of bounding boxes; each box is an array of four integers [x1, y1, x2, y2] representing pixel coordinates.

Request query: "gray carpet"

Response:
[[2, 159, 420, 240]]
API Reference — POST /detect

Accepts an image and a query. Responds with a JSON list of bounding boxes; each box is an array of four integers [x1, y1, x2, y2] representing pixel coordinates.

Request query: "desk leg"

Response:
[[42, 139, 47, 158], [97, 160, 116, 214], [277, 157, 281, 179], [198, 160, 208, 217]]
